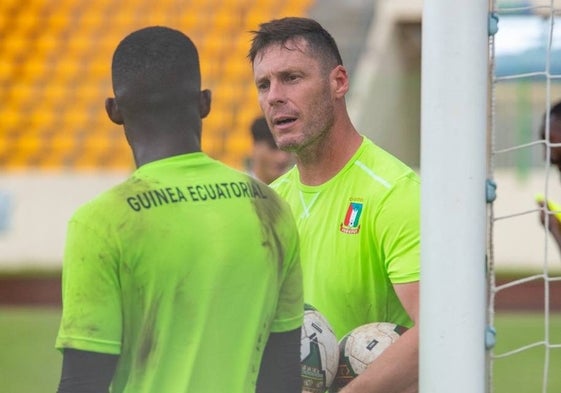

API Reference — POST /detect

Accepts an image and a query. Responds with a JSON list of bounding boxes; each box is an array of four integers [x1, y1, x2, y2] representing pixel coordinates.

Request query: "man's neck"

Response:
[[296, 129, 362, 186], [132, 135, 201, 168]]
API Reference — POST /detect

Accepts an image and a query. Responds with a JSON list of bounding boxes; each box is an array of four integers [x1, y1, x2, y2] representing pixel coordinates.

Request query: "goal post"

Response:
[[419, 0, 489, 392]]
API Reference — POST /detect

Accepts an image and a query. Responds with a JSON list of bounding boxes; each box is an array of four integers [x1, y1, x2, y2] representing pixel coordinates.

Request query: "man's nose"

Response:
[[267, 81, 286, 106]]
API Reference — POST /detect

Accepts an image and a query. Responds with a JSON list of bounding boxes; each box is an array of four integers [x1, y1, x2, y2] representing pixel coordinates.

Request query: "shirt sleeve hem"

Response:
[[269, 312, 304, 333], [55, 335, 121, 355]]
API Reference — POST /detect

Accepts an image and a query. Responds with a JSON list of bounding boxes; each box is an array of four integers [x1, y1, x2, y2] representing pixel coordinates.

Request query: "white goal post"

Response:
[[419, 0, 489, 392]]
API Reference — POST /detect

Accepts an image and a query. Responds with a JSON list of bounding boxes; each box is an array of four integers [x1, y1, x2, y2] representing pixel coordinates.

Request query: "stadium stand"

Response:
[[0, 0, 315, 171]]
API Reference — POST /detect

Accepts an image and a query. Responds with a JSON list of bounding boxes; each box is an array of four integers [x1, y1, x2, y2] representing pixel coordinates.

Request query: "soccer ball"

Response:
[[300, 304, 340, 393], [329, 322, 408, 392]]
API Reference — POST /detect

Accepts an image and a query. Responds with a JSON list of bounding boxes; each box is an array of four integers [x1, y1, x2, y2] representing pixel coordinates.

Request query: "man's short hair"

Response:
[[248, 17, 343, 72], [111, 26, 200, 109]]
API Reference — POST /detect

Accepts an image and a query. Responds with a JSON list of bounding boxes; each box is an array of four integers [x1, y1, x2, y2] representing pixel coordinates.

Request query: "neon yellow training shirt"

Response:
[[271, 137, 420, 339], [56, 153, 303, 393]]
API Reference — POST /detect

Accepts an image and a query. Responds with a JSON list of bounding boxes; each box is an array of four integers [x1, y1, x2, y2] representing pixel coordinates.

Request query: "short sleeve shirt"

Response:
[[271, 137, 420, 339], [56, 153, 303, 393]]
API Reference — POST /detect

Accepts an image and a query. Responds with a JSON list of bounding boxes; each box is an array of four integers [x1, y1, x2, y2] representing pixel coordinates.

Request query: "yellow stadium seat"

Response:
[[78, 12, 104, 30], [2, 109, 22, 130], [8, 84, 35, 107], [47, 12, 71, 34], [0, 60, 15, 83], [0, 0, 19, 12], [29, 110, 56, 130], [3, 35, 28, 59], [42, 83, 67, 107], [65, 35, 93, 58], [13, 136, 42, 164], [35, 34, 59, 56], [50, 134, 76, 156]]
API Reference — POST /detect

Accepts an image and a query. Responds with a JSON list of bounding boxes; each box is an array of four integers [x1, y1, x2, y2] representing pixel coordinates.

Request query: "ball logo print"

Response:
[[300, 304, 340, 393], [330, 322, 408, 392]]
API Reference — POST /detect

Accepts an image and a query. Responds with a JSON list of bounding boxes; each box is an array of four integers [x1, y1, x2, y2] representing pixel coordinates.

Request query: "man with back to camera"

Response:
[[55, 26, 303, 393], [249, 17, 420, 393], [248, 116, 295, 184]]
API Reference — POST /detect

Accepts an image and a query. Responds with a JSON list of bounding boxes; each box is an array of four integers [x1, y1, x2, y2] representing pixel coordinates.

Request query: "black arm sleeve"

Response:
[[256, 328, 302, 393], [57, 348, 119, 393]]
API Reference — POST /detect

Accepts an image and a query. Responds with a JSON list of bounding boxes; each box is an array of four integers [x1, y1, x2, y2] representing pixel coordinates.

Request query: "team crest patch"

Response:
[[340, 200, 363, 234]]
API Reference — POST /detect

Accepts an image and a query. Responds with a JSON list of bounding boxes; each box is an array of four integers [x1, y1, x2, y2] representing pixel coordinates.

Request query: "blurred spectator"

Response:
[[537, 100, 561, 253], [248, 117, 294, 184]]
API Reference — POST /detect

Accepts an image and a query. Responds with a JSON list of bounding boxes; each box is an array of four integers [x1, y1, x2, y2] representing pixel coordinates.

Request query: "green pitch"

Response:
[[0, 307, 62, 393], [0, 308, 559, 393], [492, 313, 561, 393]]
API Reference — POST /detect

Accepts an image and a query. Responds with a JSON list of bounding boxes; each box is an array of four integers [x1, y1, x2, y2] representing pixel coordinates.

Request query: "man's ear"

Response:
[[331, 65, 350, 99], [199, 89, 211, 119], [105, 97, 124, 125]]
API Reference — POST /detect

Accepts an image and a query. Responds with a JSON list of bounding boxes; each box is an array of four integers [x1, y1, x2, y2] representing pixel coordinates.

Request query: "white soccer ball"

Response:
[[330, 322, 408, 392], [300, 304, 340, 392]]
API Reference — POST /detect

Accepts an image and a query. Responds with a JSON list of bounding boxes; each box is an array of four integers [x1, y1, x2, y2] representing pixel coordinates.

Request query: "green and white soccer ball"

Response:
[[300, 304, 340, 393], [330, 322, 408, 392]]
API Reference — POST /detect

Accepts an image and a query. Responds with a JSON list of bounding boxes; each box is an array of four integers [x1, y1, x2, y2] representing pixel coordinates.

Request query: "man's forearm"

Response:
[[257, 328, 302, 393], [340, 326, 419, 393], [57, 349, 118, 393]]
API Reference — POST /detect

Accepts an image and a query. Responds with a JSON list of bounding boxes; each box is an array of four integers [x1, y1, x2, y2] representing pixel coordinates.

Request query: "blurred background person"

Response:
[[537, 100, 561, 253], [247, 116, 295, 184]]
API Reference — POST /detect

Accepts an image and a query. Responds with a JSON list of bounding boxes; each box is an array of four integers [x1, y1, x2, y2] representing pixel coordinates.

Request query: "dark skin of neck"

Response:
[[105, 89, 211, 168]]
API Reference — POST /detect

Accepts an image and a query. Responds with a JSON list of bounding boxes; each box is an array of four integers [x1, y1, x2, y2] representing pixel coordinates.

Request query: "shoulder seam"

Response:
[[354, 160, 391, 189]]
